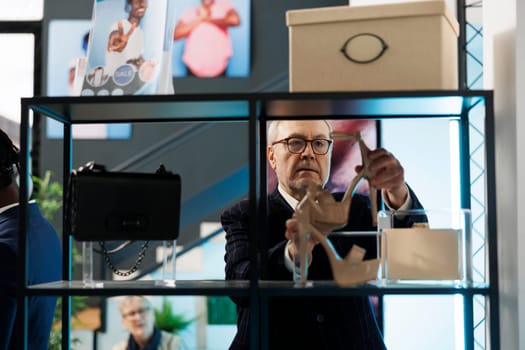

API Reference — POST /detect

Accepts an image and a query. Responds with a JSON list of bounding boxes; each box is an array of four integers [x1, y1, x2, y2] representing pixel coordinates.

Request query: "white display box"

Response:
[[377, 209, 472, 284], [286, 0, 459, 92]]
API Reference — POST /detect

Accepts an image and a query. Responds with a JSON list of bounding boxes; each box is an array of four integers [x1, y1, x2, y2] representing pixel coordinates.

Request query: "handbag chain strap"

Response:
[[99, 240, 150, 277]]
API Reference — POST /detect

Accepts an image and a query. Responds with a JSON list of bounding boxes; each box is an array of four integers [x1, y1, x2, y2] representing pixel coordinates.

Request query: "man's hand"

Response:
[[285, 215, 321, 258], [355, 147, 408, 209]]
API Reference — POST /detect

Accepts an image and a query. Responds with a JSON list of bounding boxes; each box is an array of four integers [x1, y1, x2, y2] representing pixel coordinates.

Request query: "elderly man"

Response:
[[113, 296, 180, 350], [0, 128, 61, 349], [222, 120, 424, 349]]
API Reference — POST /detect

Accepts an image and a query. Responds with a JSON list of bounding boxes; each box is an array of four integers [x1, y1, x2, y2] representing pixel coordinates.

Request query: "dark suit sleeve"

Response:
[[222, 199, 292, 284], [392, 184, 428, 227], [407, 184, 424, 210], [222, 200, 252, 281], [0, 242, 17, 350]]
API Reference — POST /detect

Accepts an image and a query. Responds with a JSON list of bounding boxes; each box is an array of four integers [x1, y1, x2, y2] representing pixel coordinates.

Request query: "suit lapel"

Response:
[[266, 189, 294, 247]]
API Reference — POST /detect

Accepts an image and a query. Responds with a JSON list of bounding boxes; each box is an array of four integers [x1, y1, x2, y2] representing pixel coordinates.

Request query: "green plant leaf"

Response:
[[32, 170, 63, 225], [153, 298, 194, 334]]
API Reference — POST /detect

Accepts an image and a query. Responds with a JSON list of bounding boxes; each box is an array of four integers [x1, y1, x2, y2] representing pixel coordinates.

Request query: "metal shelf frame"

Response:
[[17, 90, 498, 349]]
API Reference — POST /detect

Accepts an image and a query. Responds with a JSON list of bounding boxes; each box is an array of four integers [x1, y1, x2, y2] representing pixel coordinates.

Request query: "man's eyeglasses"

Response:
[[272, 137, 332, 155], [122, 306, 150, 319]]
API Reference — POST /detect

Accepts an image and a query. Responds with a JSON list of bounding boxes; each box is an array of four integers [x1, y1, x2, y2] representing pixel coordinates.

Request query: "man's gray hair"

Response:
[[119, 295, 151, 315], [267, 120, 333, 145]]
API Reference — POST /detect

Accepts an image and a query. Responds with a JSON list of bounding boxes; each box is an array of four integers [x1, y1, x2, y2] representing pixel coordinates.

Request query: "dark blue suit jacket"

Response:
[[222, 187, 423, 350], [0, 202, 62, 350]]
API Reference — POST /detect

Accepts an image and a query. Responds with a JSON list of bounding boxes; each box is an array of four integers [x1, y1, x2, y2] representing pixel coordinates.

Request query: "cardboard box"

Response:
[[380, 228, 462, 280], [377, 208, 472, 283], [286, 0, 459, 92]]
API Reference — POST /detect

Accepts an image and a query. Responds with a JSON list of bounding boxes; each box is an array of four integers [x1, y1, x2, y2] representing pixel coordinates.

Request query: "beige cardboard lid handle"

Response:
[[340, 33, 388, 64]]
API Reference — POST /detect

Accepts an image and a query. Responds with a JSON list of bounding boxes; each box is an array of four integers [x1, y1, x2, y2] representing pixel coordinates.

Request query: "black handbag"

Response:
[[66, 161, 181, 242]]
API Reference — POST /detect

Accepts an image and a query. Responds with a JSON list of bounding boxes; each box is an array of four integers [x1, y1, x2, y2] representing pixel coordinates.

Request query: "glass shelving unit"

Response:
[[17, 90, 497, 349]]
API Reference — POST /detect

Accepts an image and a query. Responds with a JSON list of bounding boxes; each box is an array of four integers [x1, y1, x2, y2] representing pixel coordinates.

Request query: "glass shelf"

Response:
[[26, 279, 490, 298], [27, 280, 251, 296], [21, 90, 491, 124], [24, 95, 251, 123], [258, 280, 490, 296]]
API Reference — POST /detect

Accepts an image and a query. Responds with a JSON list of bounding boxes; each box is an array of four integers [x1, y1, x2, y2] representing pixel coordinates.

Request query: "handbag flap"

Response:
[[69, 171, 181, 241]]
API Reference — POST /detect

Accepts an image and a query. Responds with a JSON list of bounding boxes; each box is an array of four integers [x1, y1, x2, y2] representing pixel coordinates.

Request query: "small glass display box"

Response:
[[377, 208, 472, 284]]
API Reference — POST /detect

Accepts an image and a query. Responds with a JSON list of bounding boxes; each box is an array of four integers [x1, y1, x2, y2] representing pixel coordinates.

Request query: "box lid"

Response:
[[286, 0, 459, 36]]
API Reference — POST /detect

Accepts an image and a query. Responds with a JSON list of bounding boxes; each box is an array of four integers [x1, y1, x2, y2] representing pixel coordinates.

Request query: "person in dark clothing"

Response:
[[0, 128, 61, 350], [222, 120, 424, 349]]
